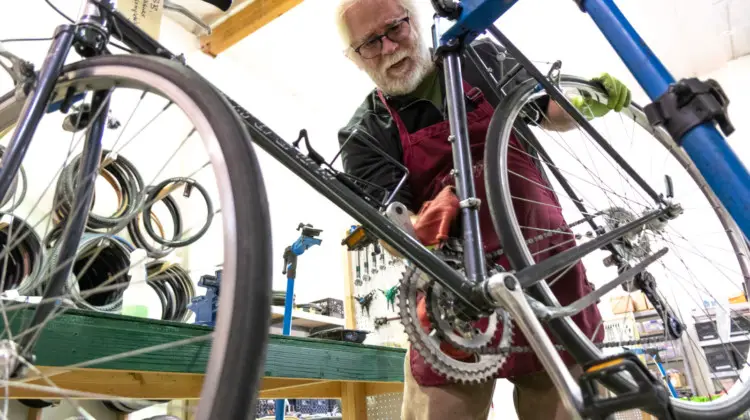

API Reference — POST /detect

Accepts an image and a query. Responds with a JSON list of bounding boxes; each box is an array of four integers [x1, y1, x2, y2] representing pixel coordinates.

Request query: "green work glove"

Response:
[[570, 72, 632, 119]]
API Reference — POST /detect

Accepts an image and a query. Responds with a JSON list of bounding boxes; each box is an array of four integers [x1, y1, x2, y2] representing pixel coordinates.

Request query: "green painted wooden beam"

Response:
[[4, 307, 405, 382]]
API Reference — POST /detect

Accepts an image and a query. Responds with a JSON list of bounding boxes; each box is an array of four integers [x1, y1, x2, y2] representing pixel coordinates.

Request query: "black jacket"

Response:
[[337, 37, 548, 213]]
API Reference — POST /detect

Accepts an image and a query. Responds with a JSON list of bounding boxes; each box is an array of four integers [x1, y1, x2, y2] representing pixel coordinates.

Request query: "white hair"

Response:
[[334, 0, 421, 52]]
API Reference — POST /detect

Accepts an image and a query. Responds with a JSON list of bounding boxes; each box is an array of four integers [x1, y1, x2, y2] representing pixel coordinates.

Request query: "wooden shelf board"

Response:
[[3, 307, 404, 382]]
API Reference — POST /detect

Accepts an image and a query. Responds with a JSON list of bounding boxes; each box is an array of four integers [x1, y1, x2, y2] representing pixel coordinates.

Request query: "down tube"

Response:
[[583, 0, 750, 240]]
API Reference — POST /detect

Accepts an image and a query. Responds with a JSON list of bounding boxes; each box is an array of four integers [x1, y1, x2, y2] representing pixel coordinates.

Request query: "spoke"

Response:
[[1, 379, 154, 402], [11, 209, 214, 347], [508, 137, 646, 210], [108, 90, 149, 152], [111, 100, 174, 156], [19, 333, 213, 386]]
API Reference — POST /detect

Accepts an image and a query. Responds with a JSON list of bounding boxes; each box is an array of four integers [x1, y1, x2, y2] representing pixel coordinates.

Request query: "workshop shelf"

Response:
[[3, 306, 405, 404]]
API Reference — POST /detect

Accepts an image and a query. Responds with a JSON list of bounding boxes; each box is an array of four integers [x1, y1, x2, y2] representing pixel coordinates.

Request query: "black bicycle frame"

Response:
[[92, 1, 489, 314], [25, 0, 668, 319]]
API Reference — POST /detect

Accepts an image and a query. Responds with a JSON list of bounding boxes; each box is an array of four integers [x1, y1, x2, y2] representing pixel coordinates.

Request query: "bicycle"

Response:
[[0, 0, 747, 419]]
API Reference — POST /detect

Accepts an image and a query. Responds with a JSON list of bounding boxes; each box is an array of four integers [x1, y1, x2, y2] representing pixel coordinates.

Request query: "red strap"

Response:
[[376, 79, 484, 144], [377, 90, 412, 145]]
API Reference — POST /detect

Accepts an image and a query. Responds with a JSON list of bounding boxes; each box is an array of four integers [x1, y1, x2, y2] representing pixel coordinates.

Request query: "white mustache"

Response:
[[379, 49, 410, 72]]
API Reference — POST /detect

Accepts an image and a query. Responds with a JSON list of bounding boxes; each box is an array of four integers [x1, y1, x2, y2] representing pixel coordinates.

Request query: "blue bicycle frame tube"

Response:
[[438, 0, 519, 46], [584, 0, 750, 240]]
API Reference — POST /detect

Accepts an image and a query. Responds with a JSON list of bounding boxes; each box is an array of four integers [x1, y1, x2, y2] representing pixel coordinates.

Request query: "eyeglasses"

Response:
[[353, 16, 411, 59]]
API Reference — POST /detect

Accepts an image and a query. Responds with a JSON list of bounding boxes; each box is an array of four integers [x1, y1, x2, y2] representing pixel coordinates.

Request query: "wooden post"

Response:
[[342, 230, 358, 330], [341, 232, 368, 419], [341, 382, 368, 420], [26, 408, 42, 420]]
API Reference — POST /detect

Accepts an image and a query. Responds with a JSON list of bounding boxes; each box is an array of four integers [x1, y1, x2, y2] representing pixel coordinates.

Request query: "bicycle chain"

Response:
[[480, 334, 673, 355], [479, 210, 606, 262], [418, 208, 666, 358]]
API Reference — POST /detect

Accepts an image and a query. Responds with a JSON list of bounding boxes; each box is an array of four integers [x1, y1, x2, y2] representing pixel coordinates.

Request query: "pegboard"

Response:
[[346, 243, 409, 348], [604, 313, 638, 343], [611, 409, 646, 420], [366, 392, 404, 419]]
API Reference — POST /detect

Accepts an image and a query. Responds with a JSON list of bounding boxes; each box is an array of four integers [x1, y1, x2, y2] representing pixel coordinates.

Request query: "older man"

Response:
[[335, 0, 631, 418]]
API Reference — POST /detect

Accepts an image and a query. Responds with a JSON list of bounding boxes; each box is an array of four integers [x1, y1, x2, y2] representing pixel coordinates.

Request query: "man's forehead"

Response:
[[345, 0, 406, 44]]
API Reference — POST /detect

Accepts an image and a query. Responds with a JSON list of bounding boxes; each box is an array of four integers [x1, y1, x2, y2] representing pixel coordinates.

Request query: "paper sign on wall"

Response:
[[116, 0, 165, 40]]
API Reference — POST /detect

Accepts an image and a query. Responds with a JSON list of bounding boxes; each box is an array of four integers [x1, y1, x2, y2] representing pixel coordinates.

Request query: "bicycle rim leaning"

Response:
[[484, 75, 750, 419], [0, 54, 272, 419]]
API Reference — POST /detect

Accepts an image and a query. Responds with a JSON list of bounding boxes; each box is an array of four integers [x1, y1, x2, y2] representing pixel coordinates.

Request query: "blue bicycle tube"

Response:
[[438, 0, 519, 46], [584, 0, 750, 240]]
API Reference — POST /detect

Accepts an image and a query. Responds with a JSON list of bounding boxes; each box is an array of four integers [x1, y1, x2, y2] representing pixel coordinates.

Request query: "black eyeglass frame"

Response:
[[353, 15, 412, 59]]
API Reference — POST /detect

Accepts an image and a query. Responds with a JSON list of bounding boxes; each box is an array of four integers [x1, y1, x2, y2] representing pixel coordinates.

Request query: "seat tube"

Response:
[[443, 50, 487, 284]]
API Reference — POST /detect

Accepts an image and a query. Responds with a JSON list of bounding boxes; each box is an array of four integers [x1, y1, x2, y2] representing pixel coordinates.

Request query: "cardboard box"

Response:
[[610, 295, 636, 314], [632, 292, 649, 312], [610, 292, 650, 314]]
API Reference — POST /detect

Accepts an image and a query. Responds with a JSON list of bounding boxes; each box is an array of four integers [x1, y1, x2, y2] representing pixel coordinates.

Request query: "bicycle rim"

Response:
[[485, 75, 750, 419], [0, 55, 272, 419]]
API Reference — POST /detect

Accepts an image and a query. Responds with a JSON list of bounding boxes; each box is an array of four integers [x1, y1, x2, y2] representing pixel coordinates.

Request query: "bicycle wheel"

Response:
[[485, 75, 750, 419], [0, 54, 272, 419]]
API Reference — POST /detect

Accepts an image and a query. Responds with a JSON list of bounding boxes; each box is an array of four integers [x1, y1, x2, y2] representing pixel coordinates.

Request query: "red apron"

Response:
[[377, 80, 604, 386]]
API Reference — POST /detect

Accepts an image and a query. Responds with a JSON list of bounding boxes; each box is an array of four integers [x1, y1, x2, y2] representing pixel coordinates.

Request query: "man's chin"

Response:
[[378, 79, 419, 96]]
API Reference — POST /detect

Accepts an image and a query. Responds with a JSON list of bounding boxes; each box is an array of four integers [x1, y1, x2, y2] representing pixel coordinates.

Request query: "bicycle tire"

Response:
[[6, 55, 273, 419], [484, 75, 750, 419]]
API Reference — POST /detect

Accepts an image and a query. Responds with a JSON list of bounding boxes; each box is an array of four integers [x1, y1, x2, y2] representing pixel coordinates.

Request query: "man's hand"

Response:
[[571, 72, 632, 120]]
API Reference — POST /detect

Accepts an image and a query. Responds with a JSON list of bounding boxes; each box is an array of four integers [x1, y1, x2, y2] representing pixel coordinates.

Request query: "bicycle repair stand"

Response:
[[275, 223, 322, 420], [624, 347, 679, 398], [188, 269, 222, 327]]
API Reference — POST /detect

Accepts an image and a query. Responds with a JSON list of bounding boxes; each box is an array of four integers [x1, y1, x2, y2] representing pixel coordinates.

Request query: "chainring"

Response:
[[398, 251, 512, 384], [425, 245, 512, 352]]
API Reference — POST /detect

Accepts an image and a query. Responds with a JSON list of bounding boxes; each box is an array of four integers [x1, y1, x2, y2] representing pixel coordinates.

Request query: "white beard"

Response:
[[366, 42, 434, 96]]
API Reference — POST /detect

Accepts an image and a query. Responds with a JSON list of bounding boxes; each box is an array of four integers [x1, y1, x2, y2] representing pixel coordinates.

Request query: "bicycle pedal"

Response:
[[579, 352, 674, 420]]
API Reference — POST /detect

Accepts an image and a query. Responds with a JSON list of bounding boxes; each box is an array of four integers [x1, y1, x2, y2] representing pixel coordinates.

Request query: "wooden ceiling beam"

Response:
[[200, 0, 304, 57]]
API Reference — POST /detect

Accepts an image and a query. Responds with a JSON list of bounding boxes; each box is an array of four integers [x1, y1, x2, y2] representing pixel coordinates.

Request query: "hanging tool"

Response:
[[371, 244, 379, 275], [373, 315, 401, 330], [362, 245, 370, 282], [277, 222, 322, 420], [380, 285, 398, 311], [379, 252, 386, 271], [355, 249, 362, 286], [355, 290, 376, 317]]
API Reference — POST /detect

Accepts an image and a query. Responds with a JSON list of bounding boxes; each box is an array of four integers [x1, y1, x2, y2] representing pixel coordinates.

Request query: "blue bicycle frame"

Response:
[[438, 0, 750, 242]]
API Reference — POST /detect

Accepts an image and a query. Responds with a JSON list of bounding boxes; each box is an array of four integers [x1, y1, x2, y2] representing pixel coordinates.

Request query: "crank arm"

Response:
[[485, 272, 584, 419], [384, 202, 417, 239], [533, 248, 669, 321]]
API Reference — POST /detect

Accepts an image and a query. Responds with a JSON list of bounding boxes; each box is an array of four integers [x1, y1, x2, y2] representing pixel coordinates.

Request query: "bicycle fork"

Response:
[[0, 24, 111, 368]]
